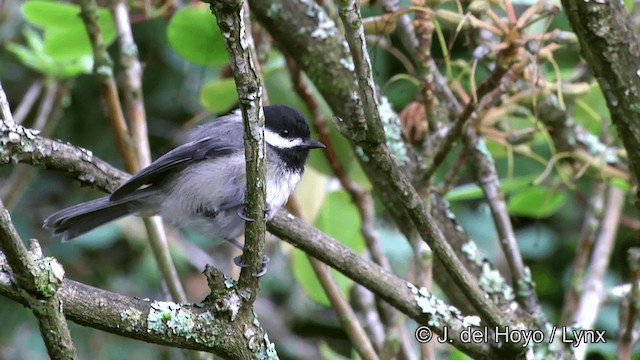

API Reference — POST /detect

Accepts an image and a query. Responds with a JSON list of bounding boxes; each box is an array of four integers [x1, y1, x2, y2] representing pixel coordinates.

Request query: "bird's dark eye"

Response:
[[280, 129, 289, 137]]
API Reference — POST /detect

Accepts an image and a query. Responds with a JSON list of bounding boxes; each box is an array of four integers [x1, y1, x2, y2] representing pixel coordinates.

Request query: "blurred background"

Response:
[[0, 0, 637, 359]]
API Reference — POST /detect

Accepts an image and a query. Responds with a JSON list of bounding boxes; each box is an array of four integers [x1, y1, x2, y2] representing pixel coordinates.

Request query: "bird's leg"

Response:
[[235, 204, 272, 222], [225, 238, 270, 277]]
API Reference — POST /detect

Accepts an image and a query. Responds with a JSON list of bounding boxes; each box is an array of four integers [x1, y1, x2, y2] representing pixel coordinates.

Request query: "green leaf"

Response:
[[507, 186, 567, 218], [22, 1, 116, 61], [447, 175, 538, 202], [6, 28, 93, 77], [314, 191, 365, 252], [200, 78, 237, 113], [574, 83, 609, 135], [23, 1, 87, 27], [292, 191, 365, 306], [318, 341, 352, 360], [485, 138, 507, 158], [291, 251, 329, 305], [293, 166, 329, 222], [167, 6, 228, 66], [610, 177, 630, 191]]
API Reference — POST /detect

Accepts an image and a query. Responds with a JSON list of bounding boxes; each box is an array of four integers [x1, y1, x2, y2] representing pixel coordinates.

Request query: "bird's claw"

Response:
[[236, 205, 272, 222], [233, 254, 271, 277]]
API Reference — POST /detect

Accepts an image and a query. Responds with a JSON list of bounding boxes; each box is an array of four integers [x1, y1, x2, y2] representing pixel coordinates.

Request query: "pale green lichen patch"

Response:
[[516, 267, 535, 298], [258, 334, 278, 359], [354, 145, 369, 162], [479, 262, 515, 301], [302, 0, 338, 40], [461, 241, 484, 266], [120, 308, 143, 322], [266, 2, 282, 17], [147, 302, 218, 346], [339, 57, 355, 72], [0, 271, 11, 285], [96, 65, 113, 77], [462, 315, 481, 328], [474, 137, 494, 165], [379, 97, 408, 166], [147, 301, 198, 340], [31, 257, 64, 298], [408, 283, 467, 327], [224, 277, 236, 289], [244, 326, 259, 351], [1, 125, 39, 162]]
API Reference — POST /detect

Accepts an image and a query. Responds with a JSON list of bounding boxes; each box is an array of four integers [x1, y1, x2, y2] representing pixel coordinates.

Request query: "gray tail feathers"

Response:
[[44, 197, 141, 241]]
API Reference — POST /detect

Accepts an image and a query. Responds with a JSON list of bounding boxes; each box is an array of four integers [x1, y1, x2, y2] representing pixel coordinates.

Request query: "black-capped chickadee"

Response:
[[44, 105, 325, 275]]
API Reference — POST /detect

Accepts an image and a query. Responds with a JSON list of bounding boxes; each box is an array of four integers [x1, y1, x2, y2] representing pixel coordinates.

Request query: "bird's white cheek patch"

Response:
[[265, 129, 303, 148]]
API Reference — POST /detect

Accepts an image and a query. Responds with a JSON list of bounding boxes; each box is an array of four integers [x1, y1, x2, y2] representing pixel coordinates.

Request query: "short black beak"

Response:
[[302, 138, 326, 149]]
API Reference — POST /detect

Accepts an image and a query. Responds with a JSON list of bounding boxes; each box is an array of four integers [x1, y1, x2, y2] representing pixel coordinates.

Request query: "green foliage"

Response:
[[574, 83, 609, 134], [447, 175, 538, 202], [21, 0, 116, 61], [507, 186, 568, 219], [166, 6, 228, 66], [0, 0, 632, 358], [6, 25, 92, 77], [318, 341, 353, 360], [199, 78, 237, 113]]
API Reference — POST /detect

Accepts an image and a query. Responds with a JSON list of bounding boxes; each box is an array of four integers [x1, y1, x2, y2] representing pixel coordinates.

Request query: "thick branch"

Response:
[[0, 269, 272, 358], [561, 0, 640, 208]]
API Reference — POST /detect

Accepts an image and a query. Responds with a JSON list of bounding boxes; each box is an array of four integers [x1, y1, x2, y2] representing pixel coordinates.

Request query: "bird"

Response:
[[44, 104, 325, 276]]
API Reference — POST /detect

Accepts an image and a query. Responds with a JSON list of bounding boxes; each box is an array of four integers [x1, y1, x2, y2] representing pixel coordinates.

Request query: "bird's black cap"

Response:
[[264, 105, 311, 140]]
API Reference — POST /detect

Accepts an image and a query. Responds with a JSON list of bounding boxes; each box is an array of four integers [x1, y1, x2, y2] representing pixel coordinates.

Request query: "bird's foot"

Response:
[[236, 205, 272, 222], [233, 254, 271, 277]]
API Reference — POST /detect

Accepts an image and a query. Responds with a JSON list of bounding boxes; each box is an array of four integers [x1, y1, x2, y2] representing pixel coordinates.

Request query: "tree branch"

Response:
[[0, 265, 273, 358], [561, 0, 640, 209], [206, 0, 266, 300], [0, 82, 77, 359]]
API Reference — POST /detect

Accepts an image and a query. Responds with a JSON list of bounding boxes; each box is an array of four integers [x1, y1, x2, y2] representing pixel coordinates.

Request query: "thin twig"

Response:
[[573, 186, 625, 360], [268, 210, 493, 358], [13, 80, 42, 124], [79, 0, 139, 173], [463, 128, 539, 314], [284, 56, 391, 272], [561, 182, 606, 324], [80, 0, 186, 303], [617, 248, 640, 359], [421, 58, 514, 180], [112, 0, 151, 167], [308, 258, 380, 360], [337, 0, 386, 145], [2, 80, 66, 209], [351, 285, 385, 352]]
